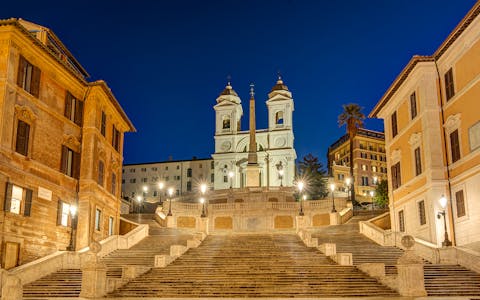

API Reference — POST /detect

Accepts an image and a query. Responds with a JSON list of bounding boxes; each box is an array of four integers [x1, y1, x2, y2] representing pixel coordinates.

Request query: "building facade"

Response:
[[0, 19, 134, 269], [212, 78, 296, 190], [121, 158, 214, 204], [327, 128, 387, 201], [370, 2, 480, 247]]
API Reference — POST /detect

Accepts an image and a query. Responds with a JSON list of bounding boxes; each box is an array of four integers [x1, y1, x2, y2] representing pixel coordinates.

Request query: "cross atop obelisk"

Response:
[[246, 83, 260, 187]]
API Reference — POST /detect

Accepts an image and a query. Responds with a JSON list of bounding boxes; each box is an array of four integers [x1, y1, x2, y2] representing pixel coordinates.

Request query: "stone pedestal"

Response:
[[296, 216, 307, 232], [1, 275, 22, 300], [318, 243, 336, 256], [79, 255, 107, 298], [166, 216, 175, 228], [198, 217, 209, 234], [329, 212, 340, 225], [396, 236, 427, 297], [246, 165, 260, 187]]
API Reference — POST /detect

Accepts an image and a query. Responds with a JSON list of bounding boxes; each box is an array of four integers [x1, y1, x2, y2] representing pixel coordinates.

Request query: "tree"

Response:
[[338, 103, 365, 205], [296, 153, 328, 200], [374, 179, 389, 208]]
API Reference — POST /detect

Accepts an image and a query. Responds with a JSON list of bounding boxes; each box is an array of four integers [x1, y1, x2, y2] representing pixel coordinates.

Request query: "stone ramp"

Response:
[[22, 227, 194, 298], [110, 234, 398, 297], [310, 216, 480, 297]]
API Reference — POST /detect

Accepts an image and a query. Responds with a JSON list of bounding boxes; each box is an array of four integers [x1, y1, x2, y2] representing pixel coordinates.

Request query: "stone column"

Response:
[[1, 274, 22, 300], [80, 241, 107, 298], [396, 235, 427, 297]]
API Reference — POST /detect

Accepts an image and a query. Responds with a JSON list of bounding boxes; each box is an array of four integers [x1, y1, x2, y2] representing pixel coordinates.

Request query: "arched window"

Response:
[[275, 111, 284, 125], [222, 115, 231, 129]]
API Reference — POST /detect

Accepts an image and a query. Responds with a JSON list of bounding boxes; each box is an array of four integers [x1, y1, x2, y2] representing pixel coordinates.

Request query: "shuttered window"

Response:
[[100, 111, 106, 137], [64, 92, 83, 126], [414, 147, 422, 176], [418, 200, 426, 225], [98, 161, 104, 186], [445, 68, 455, 101], [410, 92, 417, 119], [15, 120, 30, 156], [4, 183, 32, 216], [455, 190, 466, 218], [398, 210, 405, 232], [111, 173, 116, 195], [450, 129, 461, 163], [391, 162, 402, 190], [17, 55, 41, 97], [391, 111, 398, 138], [60, 146, 81, 179], [95, 208, 102, 231], [112, 126, 120, 151]]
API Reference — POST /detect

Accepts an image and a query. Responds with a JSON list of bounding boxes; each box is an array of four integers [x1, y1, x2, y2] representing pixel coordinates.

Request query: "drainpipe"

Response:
[[433, 60, 456, 246]]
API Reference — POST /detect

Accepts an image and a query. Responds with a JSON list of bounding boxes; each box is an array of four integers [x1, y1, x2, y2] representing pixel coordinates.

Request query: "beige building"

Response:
[[327, 128, 387, 202], [370, 2, 480, 247], [0, 18, 134, 269], [121, 158, 214, 205]]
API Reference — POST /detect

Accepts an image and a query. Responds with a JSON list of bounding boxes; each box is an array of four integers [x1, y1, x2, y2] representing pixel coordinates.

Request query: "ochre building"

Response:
[[327, 128, 387, 202], [370, 2, 480, 247], [0, 19, 135, 269]]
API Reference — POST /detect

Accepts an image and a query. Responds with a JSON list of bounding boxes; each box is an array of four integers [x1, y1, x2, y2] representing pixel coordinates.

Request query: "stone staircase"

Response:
[[110, 234, 398, 297], [22, 215, 194, 298], [310, 215, 480, 297]]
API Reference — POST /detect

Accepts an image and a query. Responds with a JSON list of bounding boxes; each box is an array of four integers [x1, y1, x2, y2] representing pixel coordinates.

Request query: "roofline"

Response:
[[369, 2, 480, 118], [124, 157, 213, 166], [89, 80, 136, 132], [328, 128, 385, 152], [0, 18, 89, 83]]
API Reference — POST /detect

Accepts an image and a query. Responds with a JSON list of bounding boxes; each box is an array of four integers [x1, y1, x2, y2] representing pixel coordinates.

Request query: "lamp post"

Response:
[[345, 177, 352, 202], [200, 197, 206, 217], [136, 195, 142, 213], [278, 169, 284, 187], [67, 204, 77, 251], [167, 187, 174, 216], [369, 190, 375, 210], [297, 181, 304, 216], [200, 183, 207, 216], [330, 183, 337, 213], [158, 181, 165, 205], [228, 171, 234, 189], [437, 195, 452, 247]]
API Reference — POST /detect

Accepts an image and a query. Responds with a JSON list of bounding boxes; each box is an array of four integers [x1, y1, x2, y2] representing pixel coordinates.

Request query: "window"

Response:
[[98, 161, 104, 186], [64, 92, 83, 126], [187, 168, 192, 177], [391, 111, 398, 138], [112, 126, 120, 151], [372, 166, 377, 172], [152, 167, 157, 171], [398, 210, 405, 232], [129, 178, 136, 183], [17, 55, 41, 97], [141, 178, 147, 183], [100, 111, 106, 136], [211, 161, 214, 169], [410, 92, 417, 119], [450, 129, 461, 163], [141, 168, 146, 172], [61, 146, 81, 179], [176, 165, 180, 170], [418, 200, 426, 225], [391, 162, 401, 190], [414, 147, 422, 176], [111, 173, 117, 195], [187, 181, 192, 192], [4, 184, 32, 216], [455, 190, 466, 218], [337, 174, 344, 180], [108, 216, 114, 236], [361, 164, 367, 171], [222, 115, 231, 129], [153, 190, 157, 197], [445, 68, 455, 101], [199, 164, 202, 169], [361, 176, 369, 186], [57, 201, 70, 227], [165, 166, 169, 170], [275, 111, 284, 125], [211, 173, 214, 182], [95, 208, 102, 231], [165, 176, 169, 181], [130, 168, 135, 173], [122, 179, 125, 184], [15, 120, 30, 156], [224, 176, 228, 183]]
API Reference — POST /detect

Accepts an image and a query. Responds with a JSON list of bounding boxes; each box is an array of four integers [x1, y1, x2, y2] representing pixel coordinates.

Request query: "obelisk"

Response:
[[246, 83, 260, 187]]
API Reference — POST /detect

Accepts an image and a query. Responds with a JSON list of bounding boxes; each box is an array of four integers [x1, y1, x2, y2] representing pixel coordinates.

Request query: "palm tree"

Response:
[[338, 103, 365, 205]]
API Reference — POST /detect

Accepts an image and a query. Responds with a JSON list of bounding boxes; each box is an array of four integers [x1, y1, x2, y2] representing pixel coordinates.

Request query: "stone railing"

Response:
[[2, 218, 149, 288], [359, 215, 480, 273], [339, 207, 353, 224]]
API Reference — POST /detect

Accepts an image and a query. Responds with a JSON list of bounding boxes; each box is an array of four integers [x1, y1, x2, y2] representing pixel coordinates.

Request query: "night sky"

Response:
[[2, 0, 476, 165]]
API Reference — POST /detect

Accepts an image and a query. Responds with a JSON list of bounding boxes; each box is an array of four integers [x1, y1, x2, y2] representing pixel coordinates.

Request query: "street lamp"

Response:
[[373, 176, 378, 185], [297, 181, 305, 216], [200, 197, 206, 217], [167, 187, 174, 216], [158, 181, 165, 204], [345, 177, 352, 202], [330, 183, 337, 213], [369, 190, 375, 210], [437, 195, 452, 247], [67, 204, 77, 251], [228, 171, 234, 189], [278, 169, 284, 187], [136, 195, 143, 214]]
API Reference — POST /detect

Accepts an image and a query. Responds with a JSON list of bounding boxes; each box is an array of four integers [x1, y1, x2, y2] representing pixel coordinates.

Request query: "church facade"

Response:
[[212, 78, 296, 190]]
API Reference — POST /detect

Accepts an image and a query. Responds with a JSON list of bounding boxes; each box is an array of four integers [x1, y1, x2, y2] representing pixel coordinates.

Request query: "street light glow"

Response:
[[142, 185, 148, 192], [199, 197, 205, 204], [369, 190, 375, 197], [228, 171, 234, 178], [329, 183, 335, 192], [297, 181, 304, 192], [439, 195, 447, 209], [69, 205, 77, 216], [200, 183, 207, 194], [168, 187, 174, 197], [136, 195, 142, 202], [278, 169, 284, 176], [302, 194, 307, 201], [158, 182, 164, 190], [345, 177, 351, 186]]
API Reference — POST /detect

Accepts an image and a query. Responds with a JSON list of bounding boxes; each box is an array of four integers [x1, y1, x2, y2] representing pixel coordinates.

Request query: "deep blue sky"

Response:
[[2, 0, 476, 165]]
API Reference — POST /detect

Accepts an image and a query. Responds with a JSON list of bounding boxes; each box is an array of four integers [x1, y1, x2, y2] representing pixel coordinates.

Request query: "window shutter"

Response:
[[60, 146, 68, 174], [15, 121, 30, 156], [24, 188, 33, 217], [73, 151, 81, 179], [56, 200, 63, 225], [30, 66, 41, 98], [64, 92, 72, 120], [17, 56, 27, 87], [74, 100, 83, 126], [4, 183, 13, 212]]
